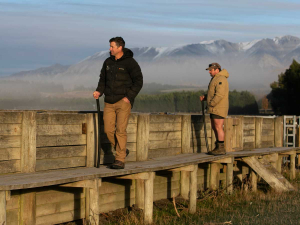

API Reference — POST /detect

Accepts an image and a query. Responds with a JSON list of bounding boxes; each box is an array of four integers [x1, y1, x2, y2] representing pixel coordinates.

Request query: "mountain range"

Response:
[[6, 35, 300, 91]]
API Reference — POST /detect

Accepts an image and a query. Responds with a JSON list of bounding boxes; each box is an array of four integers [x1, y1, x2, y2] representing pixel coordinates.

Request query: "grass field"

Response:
[[63, 168, 300, 225]]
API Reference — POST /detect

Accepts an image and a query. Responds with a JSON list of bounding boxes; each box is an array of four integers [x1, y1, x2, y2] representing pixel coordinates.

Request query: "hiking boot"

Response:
[[208, 142, 226, 155], [110, 160, 125, 169]]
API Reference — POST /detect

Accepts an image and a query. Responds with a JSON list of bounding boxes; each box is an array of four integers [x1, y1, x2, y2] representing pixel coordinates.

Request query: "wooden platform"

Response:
[[0, 147, 297, 191]]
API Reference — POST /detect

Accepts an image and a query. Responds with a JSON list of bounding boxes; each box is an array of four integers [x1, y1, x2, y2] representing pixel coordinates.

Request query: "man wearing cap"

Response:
[[200, 63, 229, 155]]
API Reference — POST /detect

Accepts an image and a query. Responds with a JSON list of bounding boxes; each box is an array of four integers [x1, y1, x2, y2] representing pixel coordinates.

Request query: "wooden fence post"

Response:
[[86, 113, 96, 167], [136, 114, 150, 209], [21, 111, 36, 225], [274, 116, 283, 147], [181, 115, 192, 199], [236, 116, 244, 150], [189, 164, 198, 214], [144, 172, 155, 225], [0, 191, 6, 225], [226, 162, 233, 194], [225, 118, 233, 152], [210, 163, 219, 190], [250, 169, 257, 192], [290, 153, 296, 180], [255, 117, 263, 149]]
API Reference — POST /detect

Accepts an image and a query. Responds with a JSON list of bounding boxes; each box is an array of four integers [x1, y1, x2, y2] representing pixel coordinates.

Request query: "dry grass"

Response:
[[61, 169, 300, 225]]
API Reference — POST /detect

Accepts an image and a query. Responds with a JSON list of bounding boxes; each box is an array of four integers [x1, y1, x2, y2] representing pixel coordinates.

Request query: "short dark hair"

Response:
[[109, 37, 125, 50]]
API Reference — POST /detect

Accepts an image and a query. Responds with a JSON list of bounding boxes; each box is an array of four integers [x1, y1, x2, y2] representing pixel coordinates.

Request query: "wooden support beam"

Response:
[[88, 178, 101, 225], [60, 179, 101, 188], [136, 114, 150, 210], [21, 111, 37, 173], [274, 116, 283, 147], [255, 117, 263, 149], [116, 172, 150, 180], [210, 163, 219, 190], [86, 113, 96, 167], [250, 169, 257, 192], [181, 115, 192, 200], [20, 190, 36, 225], [0, 191, 6, 225], [279, 150, 296, 155], [189, 164, 198, 214], [226, 163, 233, 194], [212, 157, 233, 164], [169, 165, 195, 172], [224, 118, 233, 152], [290, 153, 296, 180], [276, 155, 282, 173], [5, 191, 10, 201], [144, 172, 155, 225]]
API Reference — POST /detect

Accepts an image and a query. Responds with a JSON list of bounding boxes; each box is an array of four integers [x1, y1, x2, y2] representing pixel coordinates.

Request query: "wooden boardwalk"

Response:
[[0, 147, 299, 225]]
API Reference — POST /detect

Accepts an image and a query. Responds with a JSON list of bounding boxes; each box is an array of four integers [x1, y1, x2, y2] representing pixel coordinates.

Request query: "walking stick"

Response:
[[96, 98, 101, 168], [201, 100, 210, 152]]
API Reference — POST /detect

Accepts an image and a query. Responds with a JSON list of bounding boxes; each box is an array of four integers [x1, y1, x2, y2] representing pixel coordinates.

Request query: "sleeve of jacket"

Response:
[[126, 59, 143, 103], [95, 61, 106, 96], [208, 77, 227, 107]]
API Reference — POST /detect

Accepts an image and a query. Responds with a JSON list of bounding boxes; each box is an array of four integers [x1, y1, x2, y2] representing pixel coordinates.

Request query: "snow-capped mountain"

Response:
[[6, 35, 300, 91]]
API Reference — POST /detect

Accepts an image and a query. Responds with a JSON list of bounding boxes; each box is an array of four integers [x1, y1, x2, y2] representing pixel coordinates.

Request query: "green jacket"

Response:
[[206, 69, 229, 118]]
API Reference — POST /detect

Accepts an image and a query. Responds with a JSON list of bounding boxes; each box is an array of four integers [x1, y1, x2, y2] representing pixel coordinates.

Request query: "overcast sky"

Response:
[[1, 0, 300, 76]]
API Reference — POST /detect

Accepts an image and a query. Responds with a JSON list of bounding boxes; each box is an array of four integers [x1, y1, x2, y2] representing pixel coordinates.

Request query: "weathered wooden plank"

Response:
[[148, 148, 181, 159], [21, 111, 36, 173], [36, 208, 85, 225], [261, 135, 275, 142], [243, 142, 255, 150], [136, 114, 150, 163], [244, 136, 255, 142], [36, 146, 86, 159], [243, 130, 255, 136], [0, 124, 21, 136], [243, 117, 255, 124], [261, 141, 274, 148], [0, 191, 6, 225], [149, 123, 181, 132], [36, 113, 86, 125], [86, 113, 95, 168], [189, 164, 198, 213], [182, 115, 191, 154], [154, 171, 180, 183], [6, 193, 19, 210], [36, 189, 85, 205], [0, 148, 20, 160], [191, 138, 212, 146], [243, 124, 255, 130], [0, 136, 21, 148], [149, 131, 181, 141], [6, 209, 19, 225], [191, 123, 212, 131], [36, 134, 86, 147], [100, 123, 137, 134], [225, 118, 233, 152], [99, 180, 135, 195], [98, 198, 135, 213], [149, 139, 181, 150], [262, 123, 274, 130], [150, 115, 181, 123], [37, 125, 83, 136], [243, 156, 295, 191], [154, 181, 180, 192], [99, 189, 135, 205], [275, 116, 283, 147], [262, 129, 274, 136], [0, 112, 22, 124], [191, 129, 212, 138], [255, 117, 262, 149], [20, 190, 36, 225], [36, 157, 86, 171], [36, 198, 85, 217], [144, 172, 155, 224], [263, 118, 274, 124], [0, 160, 20, 174]]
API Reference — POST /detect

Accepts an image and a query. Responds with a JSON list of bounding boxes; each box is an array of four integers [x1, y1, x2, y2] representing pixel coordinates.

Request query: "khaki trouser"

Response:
[[103, 99, 131, 163]]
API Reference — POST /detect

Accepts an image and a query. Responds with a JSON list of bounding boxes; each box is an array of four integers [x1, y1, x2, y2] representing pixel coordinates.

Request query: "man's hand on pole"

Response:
[[200, 95, 206, 101], [93, 91, 101, 99]]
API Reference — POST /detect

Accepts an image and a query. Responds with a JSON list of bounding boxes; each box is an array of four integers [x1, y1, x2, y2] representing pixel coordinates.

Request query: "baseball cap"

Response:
[[206, 63, 221, 70]]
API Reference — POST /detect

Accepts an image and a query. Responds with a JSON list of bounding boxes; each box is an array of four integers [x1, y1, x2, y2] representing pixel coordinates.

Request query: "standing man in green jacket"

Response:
[[93, 37, 143, 169], [200, 63, 229, 155]]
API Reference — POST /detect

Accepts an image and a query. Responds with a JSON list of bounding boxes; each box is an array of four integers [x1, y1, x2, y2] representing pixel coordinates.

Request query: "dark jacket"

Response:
[[96, 48, 143, 106]]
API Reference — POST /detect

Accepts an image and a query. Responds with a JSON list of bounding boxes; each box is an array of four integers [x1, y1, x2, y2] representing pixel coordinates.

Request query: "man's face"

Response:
[[110, 42, 122, 56], [209, 68, 219, 77]]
